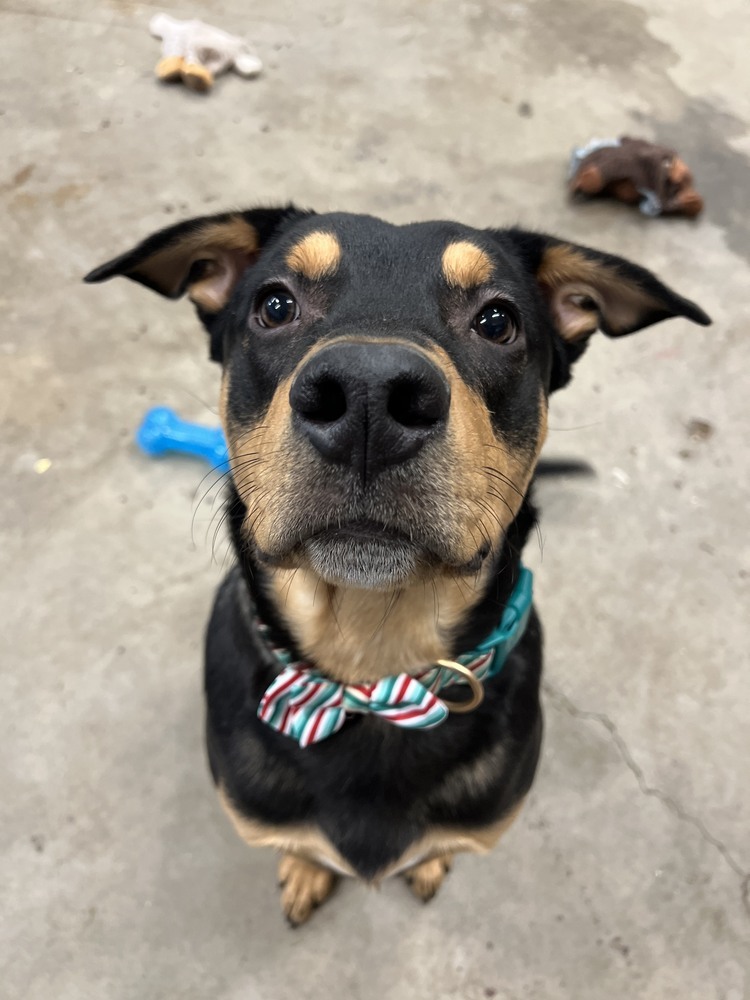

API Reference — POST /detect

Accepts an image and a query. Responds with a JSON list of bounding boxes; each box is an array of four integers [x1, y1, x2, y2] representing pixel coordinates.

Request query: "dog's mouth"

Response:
[[257, 519, 489, 590]]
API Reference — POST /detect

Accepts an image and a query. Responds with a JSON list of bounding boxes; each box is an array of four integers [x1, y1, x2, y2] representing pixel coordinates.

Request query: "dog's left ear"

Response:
[[501, 229, 711, 390], [84, 205, 308, 314], [504, 228, 711, 336]]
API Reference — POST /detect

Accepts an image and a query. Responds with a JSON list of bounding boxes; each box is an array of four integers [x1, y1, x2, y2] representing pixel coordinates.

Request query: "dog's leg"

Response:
[[404, 853, 453, 903], [278, 853, 337, 926]]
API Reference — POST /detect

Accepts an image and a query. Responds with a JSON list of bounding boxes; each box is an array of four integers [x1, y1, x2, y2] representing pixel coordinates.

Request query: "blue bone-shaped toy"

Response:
[[136, 406, 229, 468]]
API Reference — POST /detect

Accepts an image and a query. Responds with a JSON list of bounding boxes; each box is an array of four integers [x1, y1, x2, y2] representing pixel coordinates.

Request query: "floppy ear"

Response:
[[536, 240, 710, 342], [84, 205, 310, 326], [501, 228, 711, 390], [505, 228, 710, 337]]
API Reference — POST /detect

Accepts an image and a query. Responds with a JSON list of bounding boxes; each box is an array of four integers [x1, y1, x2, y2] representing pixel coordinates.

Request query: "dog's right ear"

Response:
[[84, 206, 311, 358]]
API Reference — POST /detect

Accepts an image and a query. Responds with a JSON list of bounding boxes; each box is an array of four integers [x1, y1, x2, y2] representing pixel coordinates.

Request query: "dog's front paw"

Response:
[[278, 853, 336, 926], [404, 854, 453, 903]]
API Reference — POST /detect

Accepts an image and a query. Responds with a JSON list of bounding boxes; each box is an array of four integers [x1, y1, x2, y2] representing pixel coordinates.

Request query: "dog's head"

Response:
[[86, 208, 709, 595]]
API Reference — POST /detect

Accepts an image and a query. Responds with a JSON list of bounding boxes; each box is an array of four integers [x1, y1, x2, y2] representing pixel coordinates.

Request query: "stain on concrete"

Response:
[[9, 191, 38, 211], [9, 181, 91, 212], [1, 163, 34, 192], [467, 0, 676, 73], [685, 417, 715, 441], [51, 182, 90, 207]]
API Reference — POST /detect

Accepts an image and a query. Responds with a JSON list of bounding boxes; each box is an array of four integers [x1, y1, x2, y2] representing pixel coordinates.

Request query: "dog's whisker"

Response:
[[192, 462, 232, 500], [485, 486, 516, 525], [481, 465, 525, 499], [325, 583, 344, 639], [546, 421, 602, 432], [451, 572, 473, 604], [191, 469, 236, 544], [430, 578, 441, 627], [219, 542, 237, 574], [209, 494, 245, 564], [210, 507, 236, 564], [281, 566, 302, 606], [244, 490, 272, 542], [476, 495, 507, 536], [368, 589, 401, 645], [534, 520, 544, 560]]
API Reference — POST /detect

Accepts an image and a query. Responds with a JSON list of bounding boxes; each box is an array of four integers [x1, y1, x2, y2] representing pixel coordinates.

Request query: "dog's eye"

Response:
[[258, 290, 298, 328], [473, 303, 517, 344]]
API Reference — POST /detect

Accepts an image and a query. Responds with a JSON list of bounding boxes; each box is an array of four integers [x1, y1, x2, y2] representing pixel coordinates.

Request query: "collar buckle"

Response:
[[432, 659, 485, 713]]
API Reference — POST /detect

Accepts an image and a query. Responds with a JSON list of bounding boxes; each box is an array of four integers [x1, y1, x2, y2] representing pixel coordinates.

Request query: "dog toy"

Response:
[[568, 136, 703, 218], [136, 407, 229, 468], [149, 13, 262, 93]]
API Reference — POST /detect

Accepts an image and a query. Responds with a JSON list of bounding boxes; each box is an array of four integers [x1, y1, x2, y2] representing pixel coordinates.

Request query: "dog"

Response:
[[85, 207, 710, 925]]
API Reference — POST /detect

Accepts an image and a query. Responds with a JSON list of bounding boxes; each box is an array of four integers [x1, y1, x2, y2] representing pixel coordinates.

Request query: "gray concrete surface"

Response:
[[2, 1, 749, 997]]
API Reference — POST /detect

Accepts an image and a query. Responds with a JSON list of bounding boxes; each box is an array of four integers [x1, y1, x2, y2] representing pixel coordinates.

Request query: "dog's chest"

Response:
[[206, 569, 542, 880]]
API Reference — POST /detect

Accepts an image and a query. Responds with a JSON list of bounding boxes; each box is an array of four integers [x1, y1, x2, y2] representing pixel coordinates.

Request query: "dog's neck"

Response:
[[228, 486, 537, 685], [262, 566, 491, 683]]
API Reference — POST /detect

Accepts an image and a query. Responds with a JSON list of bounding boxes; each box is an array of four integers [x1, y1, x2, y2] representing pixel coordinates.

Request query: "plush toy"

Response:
[[568, 136, 703, 218], [149, 13, 262, 93]]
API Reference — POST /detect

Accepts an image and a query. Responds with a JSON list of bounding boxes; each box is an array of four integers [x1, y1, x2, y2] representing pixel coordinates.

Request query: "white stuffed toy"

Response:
[[149, 13, 262, 92]]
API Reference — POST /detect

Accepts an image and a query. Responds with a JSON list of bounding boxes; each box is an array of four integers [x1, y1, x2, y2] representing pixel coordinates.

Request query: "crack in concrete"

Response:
[[542, 680, 750, 918]]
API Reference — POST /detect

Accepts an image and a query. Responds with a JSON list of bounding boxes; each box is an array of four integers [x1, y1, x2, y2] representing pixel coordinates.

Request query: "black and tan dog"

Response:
[[86, 208, 709, 924]]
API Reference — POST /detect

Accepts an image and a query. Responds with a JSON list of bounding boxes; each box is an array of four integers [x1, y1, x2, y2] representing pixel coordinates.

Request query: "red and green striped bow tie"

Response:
[[257, 567, 533, 748]]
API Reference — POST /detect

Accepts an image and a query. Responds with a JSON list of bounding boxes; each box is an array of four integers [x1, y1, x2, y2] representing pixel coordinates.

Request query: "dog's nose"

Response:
[[289, 341, 450, 482]]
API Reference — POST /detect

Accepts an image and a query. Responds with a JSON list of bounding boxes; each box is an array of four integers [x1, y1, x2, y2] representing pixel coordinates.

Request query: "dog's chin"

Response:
[[303, 534, 423, 590], [257, 521, 491, 589]]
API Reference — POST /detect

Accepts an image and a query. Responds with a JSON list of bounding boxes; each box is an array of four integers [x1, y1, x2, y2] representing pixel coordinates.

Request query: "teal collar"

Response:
[[255, 567, 534, 747], [462, 565, 534, 666]]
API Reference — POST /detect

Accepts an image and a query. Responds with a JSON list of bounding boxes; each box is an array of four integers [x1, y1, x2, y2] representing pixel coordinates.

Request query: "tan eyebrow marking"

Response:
[[285, 231, 342, 281], [441, 241, 494, 289]]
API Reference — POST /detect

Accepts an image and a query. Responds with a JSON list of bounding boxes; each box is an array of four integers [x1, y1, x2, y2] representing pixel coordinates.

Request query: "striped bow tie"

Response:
[[255, 567, 533, 748], [258, 653, 495, 749]]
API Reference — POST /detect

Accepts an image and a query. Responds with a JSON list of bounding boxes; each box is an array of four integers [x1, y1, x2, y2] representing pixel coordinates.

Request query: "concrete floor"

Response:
[[2, 0, 749, 997]]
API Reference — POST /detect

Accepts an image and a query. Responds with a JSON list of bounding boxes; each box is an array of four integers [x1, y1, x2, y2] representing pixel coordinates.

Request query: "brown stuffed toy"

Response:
[[569, 137, 703, 218]]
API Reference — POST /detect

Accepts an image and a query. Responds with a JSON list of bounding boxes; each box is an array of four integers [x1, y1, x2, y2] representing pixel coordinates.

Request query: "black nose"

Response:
[[289, 341, 450, 483]]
